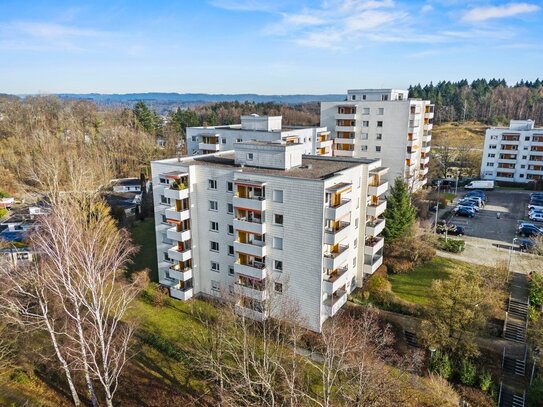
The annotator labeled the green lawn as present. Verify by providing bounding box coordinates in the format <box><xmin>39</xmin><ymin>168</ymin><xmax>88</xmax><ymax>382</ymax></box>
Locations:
<box><xmin>388</xmin><ymin>257</ymin><xmax>471</xmax><ymax>305</ymax></box>
<box><xmin>128</xmin><ymin>218</ymin><xmax>158</xmax><ymax>281</ymax></box>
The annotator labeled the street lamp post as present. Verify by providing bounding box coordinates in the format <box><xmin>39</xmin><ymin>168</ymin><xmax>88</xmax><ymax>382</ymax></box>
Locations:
<box><xmin>455</xmin><ymin>170</ymin><xmax>460</xmax><ymax>196</ymax></box>
<box><xmin>508</xmin><ymin>237</ymin><xmax>519</xmax><ymax>276</ymax></box>
<box><xmin>434</xmin><ymin>181</ymin><xmax>441</xmax><ymax>234</ymax></box>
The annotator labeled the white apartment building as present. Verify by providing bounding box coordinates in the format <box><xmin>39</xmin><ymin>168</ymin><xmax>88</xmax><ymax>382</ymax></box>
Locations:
<box><xmin>481</xmin><ymin>120</ymin><xmax>543</xmax><ymax>184</ymax></box>
<box><xmin>186</xmin><ymin>114</ymin><xmax>333</xmax><ymax>157</ymax></box>
<box><xmin>151</xmin><ymin>141</ymin><xmax>388</xmax><ymax>332</ymax></box>
<box><xmin>320</xmin><ymin>89</ymin><xmax>434</xmax><ymax>191</ymax></box>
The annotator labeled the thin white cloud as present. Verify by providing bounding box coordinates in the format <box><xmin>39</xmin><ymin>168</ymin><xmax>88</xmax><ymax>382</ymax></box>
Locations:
<box><xmin>421</xmin><ymin>4</ymin><xmax>433</xmax><ymax>13</ymax></box>
<box><xmin>462</xmin><ymin>2</ymin><xmax>540</xmax><ymax>23</ymax></box>
<box><xmin>209</xmin><ymin>0</ymin><xmax>279</xmax><ymax>12</ymax></box>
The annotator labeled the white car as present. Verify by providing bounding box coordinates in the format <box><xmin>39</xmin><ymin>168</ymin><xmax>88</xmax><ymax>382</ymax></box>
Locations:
<box><xmin>529</xmin><ymin>212</ymin><xmax>543</xmax><ymax>222</ymax></box>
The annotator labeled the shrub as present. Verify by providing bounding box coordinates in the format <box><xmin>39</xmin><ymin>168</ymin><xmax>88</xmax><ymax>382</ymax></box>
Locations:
<box><xmin>0</xmin><ymin>191</ymin><xmax>9</xmax><ymax>198</ymax></box>
<box><xmin>527</xmin><ymin>378</ymin><xmax>543</xmax><ymax>407</ymax></box>
<box><xmin>385</xmin><ymin>258</ymin><xmax>414</xmax><ymax>274</ymax></box>
<box><xmin>438</xmin><ymin>238</ymin><xmax>465</xmax><ymax>253</ymax></box>
<box><xmin>430</xmin><ymin>351</ymin><xmax>453</xmax><ymax>380</ymax></box>
<box><xmin>0</xmin><ymin>208</ymin><xmax>8</xmax><ymax>219</ymax></box>
<box><xmin>459</xmin><ymin>359</ymin><xmax>477</xmax><ymax>386</ymax></box>
<box><xmin>367</xmin><ymin>275</ymin><xmax>391</xmax><ymax>304</ymax></box>
<box><xmin>479</xmin><ymin>369</ymin><xmax>492</xmax><ymax>392</ymax></box>
<box><xmin>529</xmin><ymin>273</ymin><xmax>543</xmax><ymax>308</ymax></box>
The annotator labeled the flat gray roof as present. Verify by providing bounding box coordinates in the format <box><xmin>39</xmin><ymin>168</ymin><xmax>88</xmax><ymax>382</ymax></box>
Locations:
<box><xmin>156</xmin><ymin>153</ymin><xmax>379</xmax><ymax>180</ymax></box>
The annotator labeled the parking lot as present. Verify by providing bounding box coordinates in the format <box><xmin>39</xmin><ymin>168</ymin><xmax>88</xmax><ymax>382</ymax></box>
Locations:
<box><xmin>446</xmin><ymin>190</ymin><xmax>531</xmax><ymax>244</ymax></box>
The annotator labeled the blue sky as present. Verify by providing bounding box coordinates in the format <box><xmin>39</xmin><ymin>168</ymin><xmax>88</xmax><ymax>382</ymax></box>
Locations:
<box><xmin>0</xmin><ymin>0</ymin><xmax>541</xmax><ymax>94</ymax></box>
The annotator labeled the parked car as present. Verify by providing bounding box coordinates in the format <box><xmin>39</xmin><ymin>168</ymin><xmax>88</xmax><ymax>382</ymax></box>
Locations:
<box><xmin>529</xmin><ymin>204</ymin><xmax>543</xmax><ymax>212</ymax></box>
<box><xmin>455</xmin><ymin>207</ymin><xmax>475</xmax><ymax>218</ymax></box>
<box><xmin>462</xmin><ymin>197</ymin><xmax>484</xmax><ymax>207</ymax></box>
<box><xmin>518</xmin><ymin>224</ymin><xmax>543</xmax><ymax>237</ymax></box>
<box><xmin>457</xmin><ymin>203</ymin><xmax>481</xmax><ymax>212</ymax></box>
<box><xmin>530</xmin><ymin>193</ymin><xmax>543</xmax><ymax>199</ymax></box>
<box><xmin>436</xmin><ymin>224</ymin><xmax>465</xmax><ymax>236</ymax></box>
<box><xmin>429</xmin><ymin>202</ymin><xmax>445</xmax><ymax>212</ymax></box>
<box><xmin>518</xmin><ymin>239</ymin><xmax>535</xmax><ymax>252</ymax></box>
<box><xmin>529</xmin><ymin>212</ymin><xmax>543</xmax><ymax>222</ymax></box>
<box><xmin>465</xmin><ymin>191</ymin><xmax>487</xmax><ymax>202</ymax></box>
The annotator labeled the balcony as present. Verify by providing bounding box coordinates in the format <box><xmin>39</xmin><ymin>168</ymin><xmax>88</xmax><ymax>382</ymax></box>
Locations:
<box><xmin>496</xmin><ymin>167</ymin><xmax>515</xmax><ymax>173</ymax></box>
<box><xmin>366</xmin><ymin>218</ymin><xmax>385</xmax><ymax>236</ymax></box>
<box><xmin>159</xmin><ymin>276</ymin><xmax>179</xmax><ymax>288</ymax></box>
<box><xmin>317</xmin><ymin>139</ymin><xmax>333</xmax><ymax>149</ymax></box>
<box><xmin>323</xmin><ymin>266</ymin><xmax>349</xmax><ymax>295</ymax></box>
<box><xmin>367</xmin><ymin>200</ymin><xmax>386</xmax><ymax>217</ymax></box>
<box><xmin>235</xmin><ymin>304</ymin><xmax>266</xmax><ymax>322</ymax></box>
<box><xmin>406</xmin><ymin>151</ymin><xmax>417</xmax><ymax>160</ymax></box>
<box><xmin>164</xmin><ymin>207</ymin><xmax>190</xmax><ymax>222</ymax></box>
<box><xmin>368</xmin><ymin>180</ymin><xmax>388</xmax><ymax>197</ymax></box>
<box><xmin>235</xmin><ymin>284</ymin><xmax>268</xmax><ymax>301</ymax></box>
<box><xmin>169</xmin><ymin>265</ymin><xmax>192</xmax><ymax>281</ymax></box>
<box><xmin>334</xmin><ymin>149</ymin><xmax>355</xmax><ymax>157</ymax></box>
<box><xmin>335</xmin><ymin>113</ymin><xmax>357</xmax><ymax>120</ymax></box>
<box><xmin>233</xmin><ymin>195</ymin><xmax>266</xmax><ymax>212</ymax></box>
<box><xmin>421</xmin><ymin>145</ymin><xmax>431</xmax><ymax>154</ymax></box>
<box><xmin>324</xmin><ymin>222</ymin><xmax>351</xmax><ymax>245</ymax></box>
<box><xmin>167</xmin><ymin>247</ymin><xmax>192</xmax><ymax>262</ymax></box>
<box><xmin>234</xmin><ymin>240</ymin><xmax>267</xmax><ymax>257</ymax></box>
<box><xmin>234</xmin><ymin>261</ymin><xmax>267</xmax><ymax>280</ymax></box>
<box><xmin>164</xmin><ymin>186</ymin><xmax>189</xmax><ymax>201</ymax></box>
<box><xmin>198</xmin><ymin>142</ymin><xmax>220</xmax><ymax>151</ymax></box>
<box><xmin>364</xmin><ymin>254</ymin><xmax>383</xmax><ymax>275</ymax></box>
<box><xmin>423</xmin><ymin>123</ymin><xmax>433</xmax><ymax>131</ymax></box>
<box><xmin>166</xmin><ymin>226</ymin><xmax>191</xmax><ymax>242</ymax></box>
<box><xmin>323</xmin><ymin>244</ymin><xmax>350</xmax><ymax>270</ymax></box>
<box><xmin>424</xmin><ymin>111</ymin><xmax>434</xmax><ymax>119</ymax></box>
<box><xmin>420</xmin><ymin>166</ymin><xmax>429</xmax><ymax>175</ymax></box>
<box><xmin>336</xmin><ymin>125</ymin><xmax>357</xmax><ymax>132</ymax></box>
<box><xmin>422</xmin><ymin>134</ymin><xmax>432</xmax><ymax>142</ymax></box>
<box><xmin>325</xmin><ymin>199</ymin><xmax>351</xmax><ymax>220</ymax></box>
<box><xmin>323</xmin><ymin>290</ymin><xmax>348</xmax><ymax>316</ymax></box>
<box><xmin>364</xmin><ymin>236</ymin><xmax>384</xmax><ymax>256</ymax></box>
<box><xmin>170</xmin><ymin>286</ymin><xmax>194</xmax><ymax>301</ymax></box>
<box><xmin>420</xmin><ymin>156</ymin><xmax>430</xmax><ymax>165</ymax></box>
<box><xmin>334</xmin><ymin>136</ymin><xmax>356</xmax><ymax>144</ymax></box>
<box><xmin>233</xmin><ymin>217</ymin><xmax>266</xmax><ymax>235</ymax></box>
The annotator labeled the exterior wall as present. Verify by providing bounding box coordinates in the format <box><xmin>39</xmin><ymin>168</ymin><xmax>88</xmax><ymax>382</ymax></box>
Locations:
<box><xmin>480</xmin><ymin>122</ymin><xmax>543</xmax><ymax>183</ymax></box>
<box><xmin>320</xmin><ymin>97</ymin><xmax>432</xmax><ymax>191</ymax></box>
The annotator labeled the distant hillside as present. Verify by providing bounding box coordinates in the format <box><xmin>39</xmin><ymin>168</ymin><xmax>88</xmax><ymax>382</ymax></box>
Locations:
<box><xmin>55</xmin><ymin>92</ymin><xmax>345</xmax><ymax>112</ymax></box>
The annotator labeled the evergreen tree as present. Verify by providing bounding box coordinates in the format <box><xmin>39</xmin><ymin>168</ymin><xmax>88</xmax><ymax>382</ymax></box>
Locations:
<box><xmin>383</xmin><ymin>177</ymin><xmax>416</xmax><ymax>242</ymax></box>
<box><xmin>133</xmin><ymin>101</ymin><xmax>158</xmax><ymax>135</ymax></box>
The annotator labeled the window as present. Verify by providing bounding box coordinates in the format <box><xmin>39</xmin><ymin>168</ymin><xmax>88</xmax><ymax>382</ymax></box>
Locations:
<box><xmin>484</xmin><ymin>171</ymin><xmax>493</xmax><ymax>176</ymax></box>
<box><xmin>273</xmin><ymin>189</ymin><xmax>283</xmax><ymax>203</ymax></box>
<box><xmin>362</xmin><ymin>121</ymin><xmax>369</xmax><ymax>127</ymax></box>
<box><xmin>522</xmin><ymin>156</ymin><xmax>527</xmax><ymax>160</ymax></box>
<box><xmin>161</xmin><ymin>214</ymin><xmax>168</xmax><ymax>224</ymax></box>
<box><xmin>362</xmin><ymin>94</ymin><xmax>366</xmax><ymax>100</ymax></box>
<box><xmin>353</xmin><ymin>257</ymin><xmax>357</xmax><ymax>267</ymax></box>
<box><xmin>489</xmin><ymin>145</ymin><xmax>497</xmax><ymax>149</ymax></box>
<box><xmin>227</xmin><ymin>203</ymin><xmax>233</xmax><ymax>214</ymax></box>
<box><xmin>228</xmin><ymin>266</ymin><xmax>234</xmax><ymax>276</ymax></box>
<box><xmin>361</xmin><ymin>133</ymin><xmax>368</xmax><ymax>140</ymax></box>
<box><xmin>354</xmin><ymin>238</ymin><xmax>357</xmax><ymax>248</ymax></box>
<box><xmin>159</xmin><ymin>177</ymin><xmax>167</xmax><ymax>184</ymax></box>
<box><xmin>362</xmin><ymin>107</ymin><xmax>370</xmax><ymax>114</ymax></box>
<box><xmin>381</xmin><ymin>94</ymin><xmax>388</xmax><ymax>101</ymax></box>
<box><xmin>208</xmin><ymin>179</ymin><xmax>217</xmax><ymax>190</ymax></box>
<box><xmin>192</xmin><ymin>136</ymin><xmax>197</xmax><ymax>142</ymax></box>
<box><xmin>211</xmin><ymin>280</ymin><xmax>220</xmax><ymax>291</ymax></box>
<box><xmin>274</xmin><ymin>260</ymin><xmax>283</xmax><ymax>271</ymax></box>
<box><xmin>487</xmin><ymin>162</ymin><xmax>494</xmax><ymax>167</ymax></box>
<box><xmin>209</xmin><ymin>200</ymin><xmax>218</xmax><ymax>211</ymax></box>
<box><xmin>377</xmin><ymin>108</ymin><xmax>384</xmax><ymax>115</ymax></box>
<box><xmin>355</xmin><ymin>218</ymin><xmax>359</xmax><ymax>229</ymax></box>
<box><xmin>160</xmin><ymin>195</ymin><xmax>170</xmax><ymax>205</ymax></box>
<box><xmin>487</xmin><ymin>153</ymin><xmax>495</xmax><ymax>158</ymax></box>
<box><xmin>236</xmin><ymin>138</ymin><xmax>242</xmax><ymax>142</ymax></box>
<box><xmin>377</xmin><ymin>121</ymin><xmax>383</xmax><ymax>127</ymax></box>
<box><xmin>211</xmin><ymin>261</ymin><xmax>220</xmax><ymax>272</ymax></box>
<box><xmin>524</xmin><ymin>146</ymin><xmax>529</xmax><ymax>150</ymax></box>
<box><xmin>490</xmin><ymin>135</ymin><xmax>498</xmax><ymax>140</ymax></box>
<box><xmin>274</xmin><ymin>282</ymin><xmax>283</xmax><ymax>293</ymax></box>
<box><xmin>351</xmin><ymin>95</ymin><xmax>356</xmax><ymax>100</ymax></box>
<box><xmin>228</xmin><ymin>224</ymin><xmax>234</xmax><ymax>235</ymax></box>
<box><xmin>376</xmin><ymin>146</ymin><xmax>381</xmax><ymax>152</ymax></box>
<box><xmin>520</xmin><ymin>174</ymin><xmax>525</xmax><ymax>178</ymax></box>
<box><xmin>360</xmin><ymin>145</ymin><xmax>368</xmax><ymax>152</ymax></box>
<box><xmin>210</xmin><ymin>241</ymin><xmax>219</xmax><ymax>252</ymax></box>
<box><xmin>273</xmin><ymin>214</ymin><xmax>283</xmax><ymax>225</ymax></box>
<box><xmin>525</xmin><ymin>136</ymin><xmax>531</xmax><ymax>141</ymax></box>
<box><xmin>376</xmin><ymin>133</ymin><xmax>382</xmax><ymax>140</ymax></box>
<box><xmin>521</xmin><ymin>164</ymin><xmax>526</xmax><ymax>169</ymax></box>
<box><xmin>222</xmin><ymin>138</ymin><xmax>226</xmax><ymax>144</ymax></box>
<box><xmin>227</xmin><ymin>181</ymin><xmax>233</xmax><ymax>192</ymax></box>
<box><xmin>273</xmin><ymin>237</ymin><xmax>283</xmax><ymax>250</ymax></box>
<box><xmin>228</xmin><ymin>245</ymin><xmax>234</xmax><ymax>256</ymax></box>
<box><xmin>210</xmin><ymin>221</ymin><xmax>219</xmax><ymax>232</ymax></box>
<box><xmin>163</xmin><ymin>252</ymin><xmax>171</xmax><ymax>262</ymax></box>
<box><xmin>247</xmin><ymin>153</ymin><xmax>254</xmax><ymax>160</ymax></box>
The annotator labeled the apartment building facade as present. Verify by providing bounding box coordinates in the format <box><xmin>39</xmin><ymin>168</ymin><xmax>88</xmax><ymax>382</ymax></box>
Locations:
<box><xmin>186</xmin><ymin>114</ymin><xmax>333</xmax><ymax>157</ymax></box>
<box><xmin>320</xmin><ymin>89</ymin><xmax>434</xmax><ymax>191</ymax></box>
<box><xmin>151</xmin><ymin>141</ymin><xmax>388</xmax><ymax>332</ymax></box>
<box><xmin>481</xmin><ymin>120</ymin><xmax>543</xmax><ymax>183</ymax></box>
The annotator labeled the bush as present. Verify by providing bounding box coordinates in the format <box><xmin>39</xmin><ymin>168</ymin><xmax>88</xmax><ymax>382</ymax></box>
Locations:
<box><xmin>479</xmin><ymin>370</ymin><xmax>492</xmax><ymax>392</ymax></box>
<box><xmin>527</xmin><ymin>378</ymin><xmax>543</xmax><ymax>407</ymax></box>
<box><xmin>430</xmin><ymin>351</ymin><xmax>453</xmax><ymax>380</ymax></box>
<box><xmin>529</xmin><ymin>273</ymin><xmax>543</xmax><ymax>308</ymax></box>
<box><xmin>438</xmin><ymin>238</ymin><xmax>465</xmax><ymax>253</ymax></box>
<box><xmin>0</xmin><ymin>208</ymin><xmax>8</xmax><ymax>219</ymax></box>
<box><xmin>367</xmin><ymin>275</ymin><xmax>391</xmax><ymax>304</ymax></box>
<box><xmin>385</xmin><ymin>258</ymin><xmax>415</xmax><ymax>274</ymax></box>
<box><xmin>459</xmin><ymin>359</ymin><xmax>477</xmax><ymax>386</ymax></box>
<box><xmin>146</xmin><ymin>284</ymin><xmax>170</xmax><ymax>308</ymax></box>
<box><xmin>0</xmin><ymin>191</ymin><xmax>9</xmax><ymax>198</ymax></box>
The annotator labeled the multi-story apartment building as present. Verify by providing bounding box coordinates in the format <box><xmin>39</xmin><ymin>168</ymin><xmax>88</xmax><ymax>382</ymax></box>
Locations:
<box><xmin>320</xmin><ymin>89</ymin><xmax>434</xmax><ymax>191</ymax></box>
<box><xmin>151</xmin><ymin>141</ymin><xmax>388</xmax><ymax>332</ymax></box>
<box><xmin>186</xmin><ymin>114</ymin><xmax>333</xmax><ymax>157</ymax></box>
<box><xmin>481</xmin><ymin>120</ymin><xmax>543</xmax><ymax>183</ymax></box>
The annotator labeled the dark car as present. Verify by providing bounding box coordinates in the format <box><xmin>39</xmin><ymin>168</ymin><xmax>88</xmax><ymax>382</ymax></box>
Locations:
<box><xmin>455</xmin><ymin>207</ymin><xmax>475</xmax><ymax>218</ymax></box>
<box><xmin>518</xmin><ymin>239</ymin><xmax>535</xmax><ymax>252</ymax></box>
<box><xmin>518</xmin><ymin>224</ymin><xmax>543</xmax><ymax>237</ymax></box>
<box><xmin>437</xmin><ymin>224</ymin><xmax>465</xmax><ymax>236</ymax></box>
<box><xmin>465</xmin><ymin>191</ymin><xmax>487</xmax><ymax>201</ymax></box>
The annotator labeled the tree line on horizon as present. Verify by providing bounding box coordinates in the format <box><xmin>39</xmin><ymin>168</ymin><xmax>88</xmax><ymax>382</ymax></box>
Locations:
<box><xmin>408</xmin><ymin>78</ymin><xmax>543</xmax><ymax>125</ymax></box>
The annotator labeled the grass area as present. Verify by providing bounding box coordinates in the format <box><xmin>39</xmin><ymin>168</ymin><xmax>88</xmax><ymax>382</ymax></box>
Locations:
<box><xmin>443</xmin><ymin>192</ymin><xmax>457</xmax><ymax>202</ymax></box>
<box><xmin>388</xmin><ymin>257</ymin><xmax>472</xmax><ymax>305</ymax></box>
<box><xmin>432</xmin><ymin>121</ymin><xmax>487</xmax><ymax>149</ymax></box>
<box><xmin>127</xmin><ymin>218</ymin><xmax>158</xmax><ymax>281</ymax></box>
